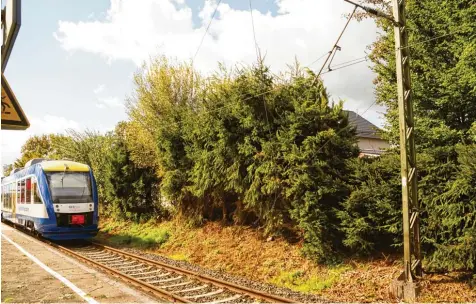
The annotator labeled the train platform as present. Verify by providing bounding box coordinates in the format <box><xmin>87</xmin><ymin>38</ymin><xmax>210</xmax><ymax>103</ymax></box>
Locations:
<box><xmin>1</xmin><ymin>223</ymin><xmax>158</xmax><ymax>303</ymax></box>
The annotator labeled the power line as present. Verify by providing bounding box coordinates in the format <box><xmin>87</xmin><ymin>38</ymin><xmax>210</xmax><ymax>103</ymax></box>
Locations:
<box><xmin>330</xmin><ymin>56</ymin><xmax>368</xmax><ymax>68</ymax></box>
<box><xmin>249</xmin><ymin>0</ymin><xmax>260</xmax><ymax>61</ymax></box>
<box><xmin>398</xmin><ymin>31</ymin><xmax>460</xmax><ymax>50</ymax></box>
<box><xmin>192</xmin><ymin>0</ymin><xmax>223</xmax><ymax>64</ymax></box>
<box><xmin>313</xmin><ymin>5</ymin><xmax>358</xmax><ymax>82</ymax></box>
<box><xmin>200</xmin><ymin>55</ymin><xmax>371</xmax><ymax>116</ymax></box>
<box><xmin>307</xmin><ymin>51</ymin><xmax>332</xmax><ymax>68</ymax></box>
<box><xmin>193</xmin><ymin>6</ymin><xmax>456</xmax><ymax>118</ymax></box>
<box><xmin>248</xmin><ymin>0</ymin><xmax>271</xmax><ymax>139</ymax></box>
<box><xmin>321</xmin><ymin>57</ymin><xmax>368</xmax><ymax>75</ymax></box>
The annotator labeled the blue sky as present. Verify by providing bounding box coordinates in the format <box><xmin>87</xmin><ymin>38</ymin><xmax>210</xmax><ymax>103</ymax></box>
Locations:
<box><xmin>2</xmin><ymin>0</ymin><xmax>383</xmax><ymax>166</ymax></box>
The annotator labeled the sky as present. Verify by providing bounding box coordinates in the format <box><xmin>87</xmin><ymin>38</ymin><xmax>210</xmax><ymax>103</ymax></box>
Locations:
<box><xmin>1</xmin><ymin>0</ymin><xmax>385</xmax><ymax>167</ymax></box>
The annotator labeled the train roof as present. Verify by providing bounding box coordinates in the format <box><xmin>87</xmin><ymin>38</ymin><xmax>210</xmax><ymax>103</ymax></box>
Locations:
<box><xmin>40</xmin><ymin>160</ymin><xmax>90</xmax><ymax>172</ymax></box>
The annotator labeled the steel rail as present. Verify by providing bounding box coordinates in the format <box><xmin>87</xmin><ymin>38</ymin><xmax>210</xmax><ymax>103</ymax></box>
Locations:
<box><xmin>93</xmin><ymin>242</ymin><xmax>295</xmax><ymax>303</ymax></box>
<box><xmin>2</xmin><ymin>221</ymin><xmax>296</xmax><ymax>303</ymax></box>
<box><xmin>47</xmin><ymin>242</ymin><xmax>191</xmax><ymax>303</ymax></box>
<box><xmin>0</xmin><ymin>221</ymin><xmax>189</xmax><ymax>303</ymax></box>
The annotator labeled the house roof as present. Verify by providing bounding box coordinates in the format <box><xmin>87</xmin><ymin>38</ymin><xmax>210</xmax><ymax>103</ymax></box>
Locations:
<box><xmin>345</xmin><ymin>110</ymin><xmax>382</xmax><ymax>139</ymax></box>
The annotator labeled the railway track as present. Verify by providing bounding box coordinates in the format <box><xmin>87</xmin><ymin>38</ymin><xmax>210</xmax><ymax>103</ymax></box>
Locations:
<box><xmin>53</xmin><ymin>242</ymin><xmax>296</xmax><ymax>303</ymax></box>
<box><xmin>4</xmin><ymin>221</ymin><xmax>295</xmax><ymax>303</ymax></box>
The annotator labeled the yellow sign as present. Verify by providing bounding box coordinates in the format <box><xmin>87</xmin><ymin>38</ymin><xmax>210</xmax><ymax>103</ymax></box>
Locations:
<box><xmin>1</xmin><ymin>74</ymin><xmax>29</xmax><ymax>130</ymax></box>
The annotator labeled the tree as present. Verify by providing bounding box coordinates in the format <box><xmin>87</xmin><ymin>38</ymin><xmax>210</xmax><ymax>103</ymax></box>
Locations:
<box><xmin>127</xmin><ymin>56</ymin><xmax>200</xmax><ymax>219</ymax></box>
<box><xmin>3</xmin><ymin>164</ymin><xmax>13</xmax><ymax>176</ymax></box>
<box><xmin>13</xmin><ymin>134</ymin><xmax>67</xmax><ymax>168</ymax></box>
<box><xmin>347</xmin><ymin>0</ymin><xmax>476</xmax><ymax>271</ymax></box>
<box><xmin>104</xmin><ymin>122</ymin><xmax>163</xmax><ymax>221</ymax></box>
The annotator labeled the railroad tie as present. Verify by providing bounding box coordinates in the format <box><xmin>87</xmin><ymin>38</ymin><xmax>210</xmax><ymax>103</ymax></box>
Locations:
<box><xmin>161</xmin><ymin>281</ymin><xmax>194</xmax><ymax>289</ymax></box>
<box><xmin>206</xmin><ymin>294</ymin><xmax>242</xmax><ymax>304</ymax></box>
<box><xmin>147</xmin><ymin>275</ymin><xmax>182</xmax><ymax>284</ymax></box>
<box><xmin>128</xmin><ymin>269</ymin><xmax>160</xmax><ymax>277</ymax></box>
<box><xmin>173</xmin><ymin>285</ymin><xmax>208</xmax><ymax>293</ymax></box>
<box><xmin>107</xmin><ymin>260</ymin><xmax>136</xmax><ymax>267</ymax></box>
<box><xmin>184</xmin><ymin>289</ymin><xmax>224</xmax><ymax>300</ymax></box>
<box><xmin>115</xmin><ymin>264</ymin><xmax>143</xmax><ymax>270</ymax></box>
<box><xmin>94</xmin><ymin>256</ymin><xmax>122</xmax><ymax>262</ymax></box>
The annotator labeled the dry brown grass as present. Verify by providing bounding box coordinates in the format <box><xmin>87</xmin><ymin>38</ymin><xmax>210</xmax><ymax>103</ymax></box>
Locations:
<box><xmin>98</xmin><ymin>219</ymin><xmax>476</xmax><ymax>302</ymax></box>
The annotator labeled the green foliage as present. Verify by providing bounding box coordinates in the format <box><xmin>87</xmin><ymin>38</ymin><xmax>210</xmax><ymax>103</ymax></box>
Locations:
<box><xmin>104</xmin><ymin>122</ymin><xmax>162</xmax><ymax>221</ymax></box>
<box><xmin>12</xmin><ymin>134</ymin><xmax>68</xmax><ymax>168</ymax></box>
<box><xmin>102</xmin><ymin>220</ymin><xmax>171</xmax><ymax>248</ymax></box>
<box><xmin>3</xmin><ymin>164</ymin><xmax>13</xmax><ymax>176</ymax></box>
<box><xmin>351</xmin><ymin>0</ymin><xmax>476</xmax><ymax>271</ymax></box>
<box><xmin>270</xmin><ymin>265</ymin><xmax>351</xmax><ymax>292</ymax></box>
<box><xmin>339</xmin><ymin>154</ymin><xmax>402</xmax><ymax>254</ymax></box>
<box><xmin>125</xmin><ymin>58</ymin><xmax>358</xmax><ymax>261</ymax></box>
<box><xmin>127</xmin><ymin>56</ymin><xmax>198</xmax><ymax>217</ymax></box>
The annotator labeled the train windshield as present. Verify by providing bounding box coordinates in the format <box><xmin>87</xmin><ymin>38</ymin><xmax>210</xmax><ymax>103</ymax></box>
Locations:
<box><xmin>46</xmin><ymin>172</ymin><xmax>93</xmax><ymax>204</ymax></box>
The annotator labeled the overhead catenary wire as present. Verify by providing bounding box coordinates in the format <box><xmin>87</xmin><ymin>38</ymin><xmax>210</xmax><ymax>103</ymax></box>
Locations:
<box><xmin>190</xmin><ymin>0</ymin><xmax>222</xmax><ymax>101</ymax></box>
<box><xmin>198</xmin><ymin>54</ymin><xmax>371</xmax><ymax>117</ymax></box>
<box><xmin>306</xmin><ymin>51</ymin><xmax>333</xmax><ymax>68</ymax></box>
<box><xmin>398</xmin><ymin>30</ymin><xmax>461</xmax><ymax>50</ymax></box>
<box><xmin>249</xmin><ymin>0</ymin><xmax>260</xmax><ymax>61</ymax></box>
<box><xmin>321</xmin><ymin>57</ymin><xmax>369</xmax><ymax>75</ymax></box>
<box><xmin>312</xmin><ymin>5</ymin><xmax>358</xmax><ymax>83</ymax></box>
<box><xmin>192</xmin><ymin>0</ymin><xmax>223</xmax><ymax>64</ymax></box>
<box><xmin>193</xmin><ymin>4</ymin><xmax>456</xmax><ymax>119</ymax></box>
<box><xmin>194</xmin><ymin>5</ymin><xmax>364</xmax><ymax>117</ymax></box>
<box><xmin>248</xmin><ymin>0</ymin><xmax>270</xmax><ymax>132</ymax></box>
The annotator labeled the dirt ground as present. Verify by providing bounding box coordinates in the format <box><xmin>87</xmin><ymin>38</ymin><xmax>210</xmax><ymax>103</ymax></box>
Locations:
<box><xmin>1</xmin><ymin>223</ymin><xmax>158</xmax><ymax>303</ymax></box>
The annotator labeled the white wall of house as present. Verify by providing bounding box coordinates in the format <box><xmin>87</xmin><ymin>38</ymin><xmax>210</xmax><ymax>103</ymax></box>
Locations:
<box><xmin>357</xmin><ymin>137</ymin><xmax>390</xmax><ymax>153</ymax></box>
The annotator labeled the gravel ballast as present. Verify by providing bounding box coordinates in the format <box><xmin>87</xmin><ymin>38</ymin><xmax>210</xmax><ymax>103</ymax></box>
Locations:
<box><xmin>109</xmin><ymin>245</ymin><xmax>327</xmax><ymax>303</ymax></box>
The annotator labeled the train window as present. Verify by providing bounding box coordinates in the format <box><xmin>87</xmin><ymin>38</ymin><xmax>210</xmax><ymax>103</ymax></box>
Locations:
<box><xmin>7</xmin><ymin>184</ymin><xmax>10</xmax><ymax>209</ymax></box>
<box><xmin>46</xmin><ymin>172</ymin><xmax>92</xmax><ymax>204</ymax></box>
<box><xmin>4</xmin><ymin>186</ymin><xmax>7</xmax><ymax>208</ymax></box>
<box><xmin>10</xmin><ymin>183</ymin><xmax>14</xmax><ymax>209</ymax></box>
<box><xmin>20</xmin><ymin>180</ymin><xmax>25</xmax><ymax>203</ymax></box>
<box><xmin>17</xmin><ymin>181</ymin><xmax>21</xmax><ymax>204</ymax></box>
<box><xmin>25</xmin><ymin>178</ymin><xmax>32</xmax><ymax>204</ymax></box>
<box><xmin>32</xmin><ymin>179</ymin><xmax>42</xmax><ymax>204</ymax></box>
<box><xmin>4</xmin><ymin>185</ymin><xmax>7</xmax><ymax>209</ymax></box>
<box><xmin>6</xmin><ymin>186</ymin><xmax>8</xmax><ymax>208</ymax></box>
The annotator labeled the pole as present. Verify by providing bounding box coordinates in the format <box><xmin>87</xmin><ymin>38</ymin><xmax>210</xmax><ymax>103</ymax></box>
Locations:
<box><xmin>342</xmin><ymin>0</ymin><xmax>422</xmax><ymax>300</ymax></box>
<box><xmin>393</xmin><ymin>0</ymin><xmax>421</xmax><ymax>300</ymax></box>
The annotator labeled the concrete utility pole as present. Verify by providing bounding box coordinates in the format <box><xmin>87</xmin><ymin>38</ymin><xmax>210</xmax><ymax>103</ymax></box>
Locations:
<box><xmin>343</xmin><ymin>0</ymin><xmax>421</xmax><ymax>301</ymax></box>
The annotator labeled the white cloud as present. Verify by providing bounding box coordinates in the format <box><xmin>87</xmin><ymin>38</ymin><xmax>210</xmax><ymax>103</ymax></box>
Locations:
<box><xmin>54</xmin><ymin>0</ymin><xmax>381</xmax><ymax>121</ymax></box>
<box><xmin>1</xmin><ymin>115</ymin><xmax>81</xmax><ymax>167</ymax></box>
<box><xmin>54</xmin><ymin>1</ymin><xmax>377</xmax><ymax>72</ymax></box>
<box><xmin>92</xmin><ymin>84</ymin><xmax>124</xmax><ymax>109</ymax></box>
<box><xmin>93</xmin><ymin>84</ymin><xmax>106</xmax><ymax>94</ymax></box>
<box><xmin>96</xmin><ymin>96</ymin><xmax>124</xmax><ymax>109</ymax></box>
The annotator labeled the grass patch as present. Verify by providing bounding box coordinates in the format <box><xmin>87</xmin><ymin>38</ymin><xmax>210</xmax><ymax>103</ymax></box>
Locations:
<box><xmin>169</xmin><ymin>253</ymin><xmax>189</xmax><ymax>261</ymax></box>
<box><xmin>270</xmin><ymin>265</ymin><xmax>351</xmax><ymax>293</ymax></box>
<box><xmin>98</xmin><ymin>219</ymin><xmax>170</xmax><ymax>249</ymax></box>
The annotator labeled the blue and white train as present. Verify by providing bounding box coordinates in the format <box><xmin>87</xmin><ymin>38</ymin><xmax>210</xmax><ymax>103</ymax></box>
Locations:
<box><xmin>1</xmin><ymin>159</ymin><xmax>99</xmax><ymax>240</ymax></box>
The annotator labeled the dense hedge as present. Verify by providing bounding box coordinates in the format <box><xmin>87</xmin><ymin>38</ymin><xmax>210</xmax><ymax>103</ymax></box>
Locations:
<box><xmin>6</xmin><ymin>0</ymin><xmax>475</xmax><ymax>271</ymax></box>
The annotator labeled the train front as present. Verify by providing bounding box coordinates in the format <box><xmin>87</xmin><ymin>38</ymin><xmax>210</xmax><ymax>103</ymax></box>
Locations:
<box><xmin>39</xmin><ymin>160</ymin><xmax>99</xmax><ymax>240</ymax></box>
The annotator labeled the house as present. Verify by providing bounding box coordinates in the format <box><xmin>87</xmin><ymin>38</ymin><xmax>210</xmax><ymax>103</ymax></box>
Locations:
<box><xmin>346</xmin><ymin>110</ymin><xmax>390</xmax><ymax>157</ymax></box>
